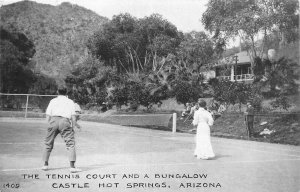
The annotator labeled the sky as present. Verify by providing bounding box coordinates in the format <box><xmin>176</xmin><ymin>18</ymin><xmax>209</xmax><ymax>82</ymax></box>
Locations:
<box><xmin>0</xmin><ymin>0</ymin><xmax>209</xmax><ymax>33</ymax></box>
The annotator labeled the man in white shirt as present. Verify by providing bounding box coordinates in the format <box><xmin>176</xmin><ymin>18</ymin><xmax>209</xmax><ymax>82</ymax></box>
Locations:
<box><xmin>42</xmin><ymin>87</ymin><xmax>81</xmax><ymax>173</ymax></box>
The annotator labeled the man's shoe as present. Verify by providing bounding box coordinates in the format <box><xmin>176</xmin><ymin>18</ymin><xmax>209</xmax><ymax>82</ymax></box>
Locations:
<box><xmin>70</xmin><ymin>168</ymin><xmax>81</xmax><ymax>173</ymax></box>
<box><xmin>41</xmin><ymin>165</ymin><xmax>49</xmax><ymax>171</ymax></box>
<box><xmin>197</xmin><ymin>156</ymin><xmax>209</xmax><ymax>160</ymax></box>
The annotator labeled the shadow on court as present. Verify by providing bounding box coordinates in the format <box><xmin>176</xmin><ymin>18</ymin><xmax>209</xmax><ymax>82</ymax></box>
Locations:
<box><xmin>0</xmin><ymin>118</ymin><xmax>299</xmax><ymax>192</ymax></box>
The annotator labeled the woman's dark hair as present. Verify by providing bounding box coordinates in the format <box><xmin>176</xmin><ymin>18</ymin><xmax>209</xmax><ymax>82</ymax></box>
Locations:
<box><xmin>198</xmin><ymin>100</ymin><xmax>207</xmax><ymax>108</ymax></box>
<box><xmin>57</xmin><ymin>87</ymin><xmax>67</xmax><ymax>95</ymax></box>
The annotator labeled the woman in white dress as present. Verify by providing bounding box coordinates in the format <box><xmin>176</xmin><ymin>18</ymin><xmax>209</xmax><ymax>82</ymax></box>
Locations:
<box><xmin>192</xmin><ymin>100</ymin><xmax>215</xmax><ymax>159</ymax></box>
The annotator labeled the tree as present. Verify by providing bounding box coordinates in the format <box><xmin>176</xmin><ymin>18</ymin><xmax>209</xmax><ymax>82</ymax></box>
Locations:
<box><xmin>208</xmin><ymin>78</ymin><xmax>252</xmax><ymax>111</ymax></box>
<box><xmin>0</xmin><ymin>26</ymin><xmax>36</xmax><ymax>93</ymax></box>
<box><xmin>202</xmin><ymin>0</ymin><xmax>299</xmax><ymax>65</ymax></box>
<box><xmin>172</xmin><ymin>80</ymin><xmax>200</xmax><ymax>105</ymax></box>
<box><xmin>0</xmin><ymin>26</ymin><xmax>58</xmax><ymax>110</ymax></box>
<box><xmin>29</xmin><ymin>74</ymin><xmax>57</xmax><ymax>95</ymax></box>
<box><xmin>138</xmin><ymin>14</ymin><xmax>182</xmax><ymax>56</ymax></box>
<box><xmin>248</xmin><ymin>56</ymin><xmax>298</xmax><ymax>111</ymax></box>
<box><xmin>28</xmin><ymin>74</ymin><xmax>57</xmax><ymax>111</ymax></box>
<box><xmin>177</xmin><ymin>31</ymin><xmax>215</xmax><ymax>71</ymax></box>
<box><xmin>270</xmin><ymin>95</ymin><xmax>291</xmax><ymax>111</ymax></box>
<box><xmin>78</xmin><ymin>13</ymin><xmax>225</xmax><ymax>110</ymax></box>
<box><xmin>65</xmin><ymin>55</ymin><xmax>112</xmax><ymax>106</ymax></box>
<box><xmin>87</xmin><ymin>13</ymin><xmax>182</xmax><ymax>74</ymax></box>
<box><xmin>256</xmin><ymin>57</ymin><xmax>299</xmax><ymax>97</ymax></box>
<box><xmin>110</xmin><ymin>86</ymin><xmax>128</xmax><ymax>110</ymax></box>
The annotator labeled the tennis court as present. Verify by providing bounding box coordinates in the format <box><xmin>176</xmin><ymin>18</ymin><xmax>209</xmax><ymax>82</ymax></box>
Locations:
<box><xmin>0</xmin><ymin>118</ymin><xmax>299</xmax><ymax>192</ymax></box>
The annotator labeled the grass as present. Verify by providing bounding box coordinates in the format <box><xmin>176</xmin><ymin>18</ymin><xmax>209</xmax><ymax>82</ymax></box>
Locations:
<box><xmin>177</xmin><ymin>112</ymin><xmax>300</xmax><ymax>146</ymax></box>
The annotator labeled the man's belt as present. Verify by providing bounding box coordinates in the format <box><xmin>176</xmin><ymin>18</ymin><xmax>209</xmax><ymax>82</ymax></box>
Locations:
<box><xmin>52</xmin><ymin>116</ymin><xmax>70</xmax><ymax>119</ymax></box>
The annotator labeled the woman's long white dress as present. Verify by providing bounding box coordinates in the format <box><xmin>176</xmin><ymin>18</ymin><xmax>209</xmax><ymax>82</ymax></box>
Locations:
<box><xmin>192</xmin><ymin>107</ymin><xmax>215</xmax><ymax>159</ymax></box>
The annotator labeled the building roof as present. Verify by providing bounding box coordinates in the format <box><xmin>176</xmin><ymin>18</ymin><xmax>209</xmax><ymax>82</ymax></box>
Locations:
<box><xmin>217</xmin><ymin>51</ymin><xmax>251</xmax><ymax>66</ymax></box>
<box><xmin>234</xmin><ymin>51</ymin><xmax>251</xmax><ymax>64</ymax></box>
<box><xmin>202</xmin><ymin>51</ymin><xmax>252</xmax><ymax>70</ymax></box>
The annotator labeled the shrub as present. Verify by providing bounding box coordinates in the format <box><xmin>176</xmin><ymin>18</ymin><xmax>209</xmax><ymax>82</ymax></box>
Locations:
<box><xmin>270</xmin><ymin>96</ymin><xmax>291</xmax><ymax>111</ymax></box>
<box><xmin>172</xmin><ymin>80</ymin><xmax>200</xmax><ymax>104</ymax></box>
<box><xmin>110</xmin><ymin>87</ymin><xmax>128</xmax><ymax>110</ymax></box>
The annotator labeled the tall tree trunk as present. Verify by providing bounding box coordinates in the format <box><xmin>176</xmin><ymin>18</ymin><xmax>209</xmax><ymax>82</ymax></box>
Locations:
<box><xmin>279</xmin><ymin>31</ymin><xmax>287</xmax><ymax>49</ymax></box>
<box><xmin>249</xmin><ymin>36</ymin><xmax>257</xmax><ymax>70</ymax></box>
<box><xmin>260</xmin><ymin>27</ymin><xmax>268</xmax><ymax>58</ymax></box>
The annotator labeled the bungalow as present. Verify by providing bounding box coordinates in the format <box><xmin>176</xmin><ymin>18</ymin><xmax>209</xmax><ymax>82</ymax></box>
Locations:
<box><xmin>202</xmin><ymin>51</ymin><xmax>254</xmax><ymax>82</ymax></box>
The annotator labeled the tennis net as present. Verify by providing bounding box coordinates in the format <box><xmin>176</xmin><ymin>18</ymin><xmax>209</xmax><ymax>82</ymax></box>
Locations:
<box><xmin>0</xmin><ymin>94</ymin><xmax>177</xmax><ymax>132</ymax></box>
<box><xmin>80</xmin><ymin>113</ymin><xmax>176</xmax><ymax>131</ymax></box>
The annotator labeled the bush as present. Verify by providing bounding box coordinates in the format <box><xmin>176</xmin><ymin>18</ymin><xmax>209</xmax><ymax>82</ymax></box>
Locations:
<box><xmin>208</xmin><ymin>79</ymin><xmax>252</xmax><ymax>109</ymax></box>
<box><xmin>110</xmin><ymin>87</ymin><xmax>128</xmax><ymax>110</ymax></box>
<box><xmin>172</xmin><ymin>80</ymin><xmax>200</xmax><ymax>104</ymax></box>
<box><xmin>252</xmin><ymin>56</ymin><xmax>299</xmax><ymax>111</ymax></box>
<box><xmin>270</xmin><ymin>96</ymin><xmax>291</xmax><ymax>111</ymax></box>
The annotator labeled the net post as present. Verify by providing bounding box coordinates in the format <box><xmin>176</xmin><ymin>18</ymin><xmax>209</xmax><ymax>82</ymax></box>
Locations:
<box><xmin>25</xmin><ymin>94</ymin><xmax>29</xmax><ymax>118</ymax></box>
<box><xmin>172</xmin><ymin>113</ymin><xmax>177</xmax><ymax>133</ymax></box>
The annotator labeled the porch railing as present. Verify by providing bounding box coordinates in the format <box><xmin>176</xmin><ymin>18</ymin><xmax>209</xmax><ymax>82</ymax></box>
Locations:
<box><xmin>234</xmin><ymin>74</ymin><xmax>253</xmax><ymax>81</ymax></box>
<box><xmin>217</xmin><ymin>76</ymin><xmax>231</xmax><ymax>81</ymax></box>
<box><xmin>216</xmin><ymin>74</ymin><xmax>253</xmax><ymax>81</ymax></box>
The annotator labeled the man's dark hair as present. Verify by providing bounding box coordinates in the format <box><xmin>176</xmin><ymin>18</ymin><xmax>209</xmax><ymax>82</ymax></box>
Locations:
<box><xmin>57</xmin><ymin>87</ymin><xmax>67</xmax><ymax>95</ymax></box>
<box><xmin>198</xmin><ymin>100</ymin><xmax>207</xmax><ymax>108</ymax></box>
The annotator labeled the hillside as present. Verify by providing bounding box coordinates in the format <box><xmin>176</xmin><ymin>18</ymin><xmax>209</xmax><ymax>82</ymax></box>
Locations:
<box><xmin>0</xmin><ymin>1</ymin><xmax>108</xmax><ymax>84</ymax></box>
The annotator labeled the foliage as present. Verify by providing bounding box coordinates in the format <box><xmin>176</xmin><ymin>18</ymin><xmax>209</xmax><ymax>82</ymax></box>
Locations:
<box><xmin>0</xmin><ymin>1</ymin><xmax>108</xmax><ymax>84</ymax></box>
<box><xmin>110</xmin><ymin>87</ymin><xmax>128</xmax><ymax>110</ymax></box>
<box><xmin>172</xmin><ymin>80</ymin><xmax>200</xmax><ymax>105</ymax></box>
<box><xmin>177</xmin><ymin>31</ymin><xmax>215</xmax><ymax>71</ymax></box>
<box><xmin>249</xmin><ymin>93</ymin><xmax>263</xmax><ymax>112</ymax></box>
<box><xmin>256</xmin><ymin>57</ymin><xmax>299</xmax><ymax>98</ymax></box>
<box><xmin>208</xmin><ymin>78</ymin><xmax>252</xmax><ymax>110</ymax></box>
<box><xmin>65</xmin><ymin>55</ymin><xmax>169</xmax><ymax>110</ymax></box>
<box><xmin>0</xmin><ymin>26</ymin><xmax>58</xmax><ymax>111</ymax></box>
<box><xmin>109</xmin><ymin>72</ymin><xmax>169</xmax><ymax>110</ymax></box>
<box><xmin>65</xmin><ymin>55</ymin><xmax>113</xmax><ymax>107</ymax></box>
<box><xmin>27</xmin><ymin>74</ymin><xmax>58</xmax><ymax>111</ymax></box>
<box><xmin>270</xmin><ymin>95</ymin><xmax>291</xmax><ymax>111</ymax></box>
<box><xmin>210</xmin><ymin>57</ymin><xmax>299</xmax><ymax>112</ymax></box>
<box><xmin>125</xmin><ymin>80</ymin><xmax>156</xmax><ymax>110</ymax></box>
<box><xmin>0</xmin><ymin>26</ymin><xmax>36</xmax><ymax>93</ymax></box>
<box><xmin>29</xmin><ymin>74</ymin><xmax>57</xmax><ymax>95</ymax></box>
<box><xmin>139</xmin><ymin>14</ymin><xmax>182</xmax><ymax>57</ymax></box>
<box><xmin>66</xmin><ymin>51</ymin><xmax>207</xmax><ymax>110</ymax></box>
<box><xmin>250</xmin><ymin>56</ymin><xmax>298</xmax><ymax>111</ymax></box>
<box><xmin>81</xmin><ymin>14</ymin><xmax>217</xmax><ymax>110</ymax></box>
<box><xmin>203</xmin><ymin>0</ymin><xmax>299</xmax><ymax>113</ymax></box>
<box><xmin>252</xmin><ymin>57</ymin><xmax>265</xmax><ymax>78</ymax></box>
<box><xmin>87</xmin><ymin>13</ymin><xmax>182</xmax><ymax>73</ymax></box>
<box><xmin>202</xmin><ymin>0</ymin><xmax>299</xmax><ymax>63</ymax></box>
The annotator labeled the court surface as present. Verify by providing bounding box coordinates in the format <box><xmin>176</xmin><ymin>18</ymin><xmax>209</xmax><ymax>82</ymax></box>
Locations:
<box><xmin>0</xmin><ymin>118</ymin><xmax>299</xmax><ymax>192</ymax></box>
